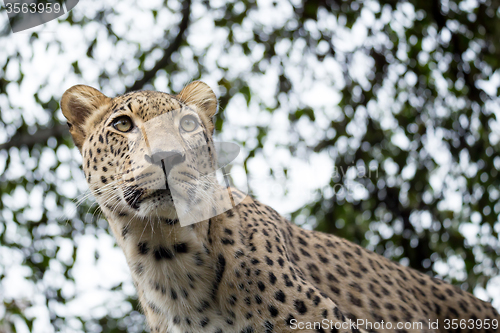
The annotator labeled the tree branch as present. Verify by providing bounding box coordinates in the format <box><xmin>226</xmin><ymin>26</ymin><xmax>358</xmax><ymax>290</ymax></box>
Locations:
<box><xmin>127</xmin><ymin>0</ymin><xmax>192</xmax><ymax>93</ymax></box>
<box><xmin>0</xmin><ymin>124</ymin><xmax>68</xmax><ymax>151</ymax></box>
<box><xmin>0</xmin><ymin>0</ymin><xmax>192</xmax><ymax>151</ymax></box>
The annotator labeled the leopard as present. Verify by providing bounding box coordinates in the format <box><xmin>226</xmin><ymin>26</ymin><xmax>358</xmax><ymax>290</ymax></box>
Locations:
<box><xmin>61</xmin><ymin>81</ymin><xmax>500</xmax><ymax>333</ymax></box>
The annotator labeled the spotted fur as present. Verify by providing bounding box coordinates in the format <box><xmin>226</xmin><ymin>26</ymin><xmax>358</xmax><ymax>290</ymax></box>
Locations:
<box><xmin>61</xmin><ymin>81</ymin><xmax>499</xmax><ymax>333</ymax></box>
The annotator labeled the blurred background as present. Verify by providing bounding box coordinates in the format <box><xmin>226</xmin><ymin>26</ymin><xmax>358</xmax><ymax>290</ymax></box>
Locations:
<box><xmin>1</xmin><ymin>0</ymin><xmax>500</xmax><ymax>332</ymax></box>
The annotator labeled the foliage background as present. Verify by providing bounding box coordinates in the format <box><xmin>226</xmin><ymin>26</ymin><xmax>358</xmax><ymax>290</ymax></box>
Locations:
<box><xmin>0</xmin><ymin>0</ymin><xmax>499</xmax><ymax>332</ymax></box>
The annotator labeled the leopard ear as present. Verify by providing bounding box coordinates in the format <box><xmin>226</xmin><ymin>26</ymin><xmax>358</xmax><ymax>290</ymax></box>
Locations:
<box><xmin>61</xmin><ymin>85</ymin><xmax>110</xmax><ymax>150</ymax></box>
<box><xmin>177</xmin><ymin>81</ymin><xmax>217</xmax><ymax>118</ymax></box>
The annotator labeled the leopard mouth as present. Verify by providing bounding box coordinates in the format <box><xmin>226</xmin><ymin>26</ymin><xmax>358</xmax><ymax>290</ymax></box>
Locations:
<box><xmin>123</xmin><ymin>185</ymin><xmax>174</xmax><ymax>210</ymax></box>
<box><xmin>123</xmin><ymin>185</ymin><xmax>145</xmax><ymax>209</ymax></box>
<box><xmin>143</xmin><ymin>189</ymin><xmax>173</xmax><ymax>202</ymax></box>
<box><xmin>123</xmin><ymin>163</ymin><xmax>173</xmax><ymax>210</ymax></box>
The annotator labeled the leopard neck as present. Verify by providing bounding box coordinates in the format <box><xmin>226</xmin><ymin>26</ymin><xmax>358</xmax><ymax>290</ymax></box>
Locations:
<box><xmin>103</xmin><ymin>210</ymin><xmax>237</xmax><ymax>329</ymax></box>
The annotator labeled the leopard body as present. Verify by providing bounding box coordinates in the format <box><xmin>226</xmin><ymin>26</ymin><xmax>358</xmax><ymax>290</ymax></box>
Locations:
<box><xmin>61</xmin><ymin>82</ymin><xmax>500</xmax><ymax>333</ymax></box>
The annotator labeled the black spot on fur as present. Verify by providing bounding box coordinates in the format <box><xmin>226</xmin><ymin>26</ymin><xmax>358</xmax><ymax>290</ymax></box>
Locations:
<box><xmin>265</xmin><ymin>256</ymin><xmax>274</xmax><ymax>266</ymax></box>
<box><xmin>294</xmin><ymin>300</ymin><xmax>307</xmax><ymax>314</ymax></box>
<box><xmin>200</xmin><ymin>317</ymin><xmax>209</xmax><ymax>327</ymax></box>
<box><xmin>154</xmin><ymin>246</ymin><xmax>173</xmax><ymax>260</ymax></box>
<box><xmin>222</xmin><ymin>238</ymin><xmax>235</xmax><ymax>245</ymax></box>
<box><xmin>173</xmin><ymin>243</ymin><xmax>188</xmax><ymax>253</ymax></box>
<box><xmin>171</xmin><ymin>288</ymin><xmax>178</xmax><ymax>300</ymax></box>
<box><xmin>138</xmin><ymin>242</ymin><xmax>149</xmax><ymax>255</ymax></box>
<box><xmin>275</xmin><ymin>290</ymin><xmax>286</xmax><ymax>303</ymax></box>
<box><xmin>269</xmin><ymin>272</ymin><xmax>277</xmax><ymax>285</ymax></box>
<box><xmin>268</xmin><ymin>305</ymin><xmax>279</xmax><ymax>317</ymax></box>
<box><xmin>212</xmin><ymin>254</ymin><xmax>226</xmax><ymax>299</ymax></box>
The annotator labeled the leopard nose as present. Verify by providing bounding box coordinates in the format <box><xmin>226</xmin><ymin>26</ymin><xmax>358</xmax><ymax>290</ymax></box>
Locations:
<box><xmin>145</xmin><ymin>150</ymin><xmax>185</xmax><ymax>169</ymax></box>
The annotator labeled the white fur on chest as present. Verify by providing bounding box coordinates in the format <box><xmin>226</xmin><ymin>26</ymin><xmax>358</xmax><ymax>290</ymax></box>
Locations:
<box><xmin>110</xmin><ymin>217</ymin><xmax>226</xmax><ymax>330</ymax></box>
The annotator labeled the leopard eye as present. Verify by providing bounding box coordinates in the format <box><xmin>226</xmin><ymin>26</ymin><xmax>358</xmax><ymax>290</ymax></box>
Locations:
<box><xmin>112</xmin><ymin>116</ymin><xmax>133</xmax><ymax>132</ymax></box>
<box><xmin>180</xmin><ymin>115</ymin><xmax>198</xmax><ymax>132</ymax></box>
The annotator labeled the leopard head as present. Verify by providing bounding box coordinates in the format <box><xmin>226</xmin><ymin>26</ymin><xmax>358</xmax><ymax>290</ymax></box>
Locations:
<box><xmin>61</xmin><ymin>82</ymin><xmax>223</xmax><ymax>223</ymax></box>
